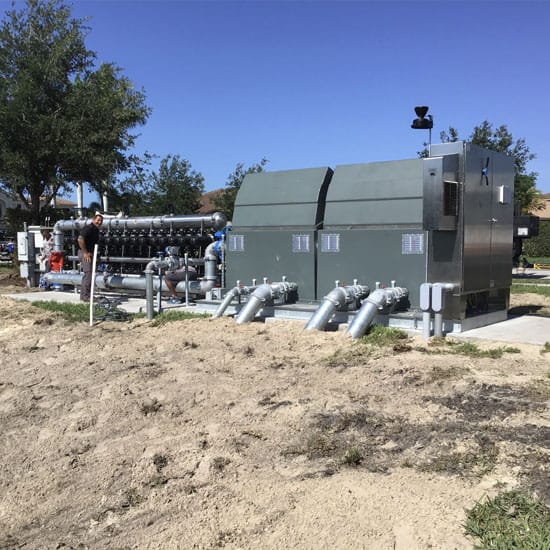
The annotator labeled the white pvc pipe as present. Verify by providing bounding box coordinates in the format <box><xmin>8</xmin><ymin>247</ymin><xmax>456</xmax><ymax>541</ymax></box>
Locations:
<box><xmin>89</xmin><ymin>244</ymin><xmax>98</xmax><ymax>327</ymax></box>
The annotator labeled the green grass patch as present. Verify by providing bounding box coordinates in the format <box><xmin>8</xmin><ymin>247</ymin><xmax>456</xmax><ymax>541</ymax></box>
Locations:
<box><xmin>149</xmin><ymin>309</ymin><xmax>209</xmax><ymax>327</ymax></box>
<box><xmin>525</xmin><ymin>256</ymin><xmax>550</xmax><ymax>265</ymax></box>
<box><xmin>464</xmin><ymin>491</ymin><xmax>550</xmax><ymax>549</ymax></box>
<box><xmin>341</xmin><ymin>446</ymin><xmax>363</xmax><ymax>466</ymax></box>
<box><xmin>26</xmin><ymin>303</ymin><xmax>210</xmax><ymax>327</ymax></box>
<box><xmin>511</xmin><ymin>282</ymin><xmax>550</xmax><ymax>297</ymax></box>
<box><xmin>30</xmin><ymin>300</ymin><xmax>141</xmax><ymax>323</ymax></box>
<box><xmin>360</xmin><ymin>325</ymin><xmax>409</xmax><ymax>347</ymax></box>
<box><xmin>31</xmin><ymin>300</ymin><xmax>94</xmax><ymax>323</ymax></box>
<box><xmin>427</xmin><ymin>339</ymin><xmax>521</xmax><ymax>359</ymax></box>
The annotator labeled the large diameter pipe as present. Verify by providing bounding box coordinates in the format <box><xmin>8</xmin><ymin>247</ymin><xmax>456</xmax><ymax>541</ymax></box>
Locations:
<box><xmin>305</xmin><ymin>284</ymin><xmax>370</xmax><ymax>331</ymax></box>
<box><xmin>66</xmin><ymin>255</ymin><xmax>206</xmax><ymax>266</ymax></box>
<box><xmin>213</xmin><ymin>287</ymin><xmax>241</xmax><ymax>318</ymax></box>
<box><xmin>213</xmin><ymin>284</ymin><xmax>257</xmax><ymax>318</ymax></box>
<box><xmin>234</xmin><ymin>281</ymin><xmax>298</xmax><ymax>324</ymax></box>
<box><xmin>53</xmin><ymin>212</ymin><xmax>227</xmax><ymax>252</ymax></box>
<box><xmin>44</xmin><ymin>272</ymin><xmax>172</xmax><ymax>292</ymax></box>
<box><xmin>346</xmin><ymin>286</ymin><xmax>408</xmax><ymax>339</ymax></box>
<box><xmin>234</xmin><ymin>293</ymin><xmax>265</xmax><ymax>325</ymax></box>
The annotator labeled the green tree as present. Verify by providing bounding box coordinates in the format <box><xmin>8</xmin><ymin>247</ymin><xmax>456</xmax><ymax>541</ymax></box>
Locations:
<box><xmin>212</xmin><ymin>158</ymin><xmax>268</xmax><ymax>219</ymax></box>
<box><xmin>110</xmin><ymin>155</ymin><xmax>204</xmax><ymax>216</ymax></box>
<box><xmin>438</xmin><ymin>121</ymin><xmax>543</xmax><ymax>213</ymax></box>
<box><xmin>0</xmin><ymin>0</ymin><xmax>150</xmax><ymax>226</ymax></box>
<box><xmin>96</xmin><ymin>152</ymin><xmax>153</xmax><ymax>216</ymax></box>
<box><xmin>146</xmin><ymin>155</ymin><xmax>204</xmax><ymax>215</ymax></box>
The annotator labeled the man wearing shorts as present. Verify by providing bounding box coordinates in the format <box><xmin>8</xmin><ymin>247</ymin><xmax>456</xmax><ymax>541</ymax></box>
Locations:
<box><xmin>165</xmin><ymin>265</ymin><xmax>197</xmax><ymax>304</ymax></box>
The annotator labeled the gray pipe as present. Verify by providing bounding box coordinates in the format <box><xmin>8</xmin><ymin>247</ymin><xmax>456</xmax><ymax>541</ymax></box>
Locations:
<box><xmin>213</xmin><ymin>284</ymin><xmax>257</xmax><ymax>318</ymax></box>
<box><xmin>346</xmin><ymin>286</ymin><xmax>408</xmax><ymax>339</ymax></box>
<box><xmin>422</xmin><ymin>311</ymin><xmax>432</xmax><ymax>340</ymax></box>
<box><xmin>432</xmin><ymin>282</ymin><xmax>456</xmax><ymax>338</ymax></box>
<box><xmin>66</xmin><ymin>255</ymin><xmax>205</xmax><ymax>266</ymax></box>
<box><xmin>173</xmin><ymin>241</ymin><xmax>223</xmax><ymax>296</ymax></box>
<box><xmin>53</xmin><ymin>212</ymin><xmax>227</xmax><ymax>252</ymax></box>
<box><xmin>44</xmin><ymin>272</ymin><xmax>160</xmax><ymax>290</ymax></box>
<box><xmin>234</xmin><ymin>281</ymin><xmax>298</xmax><ymax>324</ymax></box>
<box><xmin>145</xmin><ymin>258</ymin><xmax>177</xmax><ymax>320</ymax></box>
<box><xmin>305</xmin><ymin>284</ymin><xmax>370</xmax><ymax>331</ymax></box>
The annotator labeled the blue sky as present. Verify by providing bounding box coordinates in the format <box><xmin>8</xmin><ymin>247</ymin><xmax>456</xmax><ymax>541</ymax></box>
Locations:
<box><xmin>5</xmin><ymin>0</ymin><xmax>550</xmax><ymax>205</ymax></box>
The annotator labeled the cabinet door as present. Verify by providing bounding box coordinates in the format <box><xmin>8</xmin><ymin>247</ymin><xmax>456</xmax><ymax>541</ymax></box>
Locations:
<box><xmin>462</xmin><ymin>146</ymin><xmax>493</xmax><ymax>291</ymax></box>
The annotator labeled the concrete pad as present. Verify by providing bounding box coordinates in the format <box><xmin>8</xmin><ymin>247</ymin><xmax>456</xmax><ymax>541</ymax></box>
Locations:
<box><xmin>453</xmin><ymin>315</ymin><xmax>550</xmax><ymax>346</ymax></box>
<box><xmin>1</xmin><ymin>290</ymin><xmax>198</xmax><ymax>315</ymax></box>
<box><xmin>3</xmin><ymin>289</ymin><xmax>549</xmax><ymax>346</ymax></box>
<box><xmin>2</xmin><ymin>290</ymin><xmax>144</xmax><ymax>313</ymax></box>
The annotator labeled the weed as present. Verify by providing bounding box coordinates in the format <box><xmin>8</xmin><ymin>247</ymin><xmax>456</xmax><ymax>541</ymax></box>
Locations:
<box><xmin>211</xmin><ymin>456</ymin><xmax>230</xmax><ymax>471</ymax></box>
<box><xmin>360</xmin><ymin>325</ymin><xmax>409</xmax><ymax>348</ymax></box>
<box><xmin>152</xmin><ymin>453</ymin><xmax>168</xmax><ymax>472</ymax></box>
<box><xmin>433</xmin><ymin>340</ymin><xmax>521</xmax><ymax>359</ymax></box>
<box><xmin>541</xmin><ymin>342</ymin><xmax>550</xmax><ymax>355</ymax></box>
<box><xmin>464</xmin><ymin>491</ymin><xmax>550</xmax><ymax>549</ymax></box>
<box><xmin>322</xmin><ymin>347</ymin><xmax>371</xmax><ymax>368</ymax></box>
<box><xmin>425</xmin><ymin>365</ymin><xmax>471</xmax><ymax>383</ymax></box>
<box><xmin>418</xmin><ymin>437</ymin><xmax>498</xmax><ymax>478</ymax></box>
<box><xmin>342</xmin><ymin>446</ymin><xmax>363</xmax><ymax>466</ymax></box>
<box><xmin>121</xmin><ymin>488</ymin><xmax>143</xmax><ymax>508</ymax></box>
<box><xmin>148</xmin><ymin>474</ymin><xmax>168</xmax><ymax>487</ymax></box>
<box><xmin>302</xmin><ymin>433</ymin><xmax>338</xmax><ymax>459</ymax></box>
<box><xmin>140</xmin><ymin>398</ymin><xmax>162</xmax><ymax>415</ymax></box>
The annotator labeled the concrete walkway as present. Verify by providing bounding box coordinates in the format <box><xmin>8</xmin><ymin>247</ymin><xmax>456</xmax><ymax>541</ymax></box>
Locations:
<box><xmin>452</xmin><ymin>315</ymin><xmax>550</xmax><ymax>346</ymax></box>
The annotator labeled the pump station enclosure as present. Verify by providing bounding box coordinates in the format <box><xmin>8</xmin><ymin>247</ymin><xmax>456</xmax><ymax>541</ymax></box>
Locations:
<box><xmin>227</xmin><ymin>142</ymin><xmax>514</xmax><ymax>323</ymax></box>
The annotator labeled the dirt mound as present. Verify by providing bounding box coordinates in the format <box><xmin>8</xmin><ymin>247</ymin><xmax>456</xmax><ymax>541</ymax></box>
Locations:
<box><xmin>0</xmin><ymin>295</ymin><xmax>549</xmax><ymax>549</ymax></box>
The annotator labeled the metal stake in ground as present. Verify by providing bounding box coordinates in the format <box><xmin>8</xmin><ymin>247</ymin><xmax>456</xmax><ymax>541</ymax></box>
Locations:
<box><xmin>89</xmin><ymin>243</ymin><xmax>99</xmax><ymax>327</ymax></box>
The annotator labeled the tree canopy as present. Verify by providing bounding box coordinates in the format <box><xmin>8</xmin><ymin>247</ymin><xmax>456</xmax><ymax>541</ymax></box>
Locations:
<box><xmin>437</xmin><ymin>121</ymin><xmax>543</xmax><ymax>213</ymax></box>
<box><xmin>106</xmin><ymin>155</ymin><xmax>204</xmax><ymax>216</ymax></box>
<box><xmin>212</xmin><ymin>159</ymin><xmax>268</xmax><ymax>220</ymax></box>
<box><xmin>0</xmin><ymin>0</ymin><xmax>150</xmax><ymax>225</ymax></box>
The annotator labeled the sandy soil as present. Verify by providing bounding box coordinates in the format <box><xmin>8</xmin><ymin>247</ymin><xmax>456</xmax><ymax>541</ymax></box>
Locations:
<box><xmin>0</xmin><ymin>279</ymin><xmax>549</xmax><ymax>549</ymax></box>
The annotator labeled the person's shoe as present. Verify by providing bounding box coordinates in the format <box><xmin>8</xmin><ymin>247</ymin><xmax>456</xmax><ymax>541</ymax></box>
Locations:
<box><xmin>167</xmin><ymin>296</ymin><xmax>182</xmax><ymax>304</ymax></box>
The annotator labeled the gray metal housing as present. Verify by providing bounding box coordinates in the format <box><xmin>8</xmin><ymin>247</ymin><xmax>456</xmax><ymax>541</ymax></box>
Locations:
<box><xmin>226</xmin><ymin>167</ymin><xmax>332</xmax><ymax>301</ymax></box>
<box><xmin>318</xmin><ymin>142</ymin><xmax>514</xmax><ymax>319</ymax></box>
<box><xmin>225</xmin><ymin>141</ymin><xmax>514</xmax><ymax>322</ymax></box>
